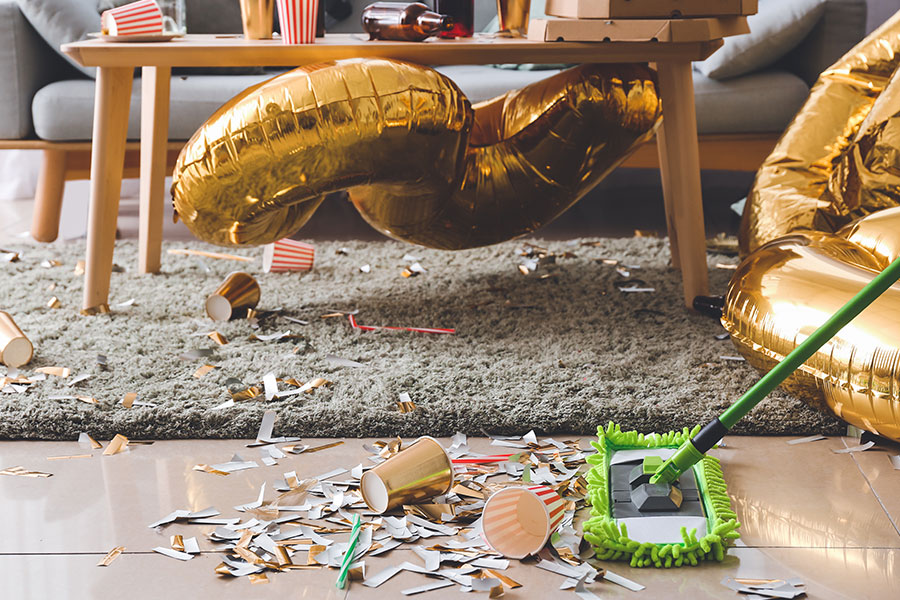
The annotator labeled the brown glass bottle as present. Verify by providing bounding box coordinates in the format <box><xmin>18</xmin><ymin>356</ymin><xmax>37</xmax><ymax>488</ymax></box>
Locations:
<box><xmin>361</xmin><ymin>2</ymin><xmax>454</xmax><ymax>42</ymax></box>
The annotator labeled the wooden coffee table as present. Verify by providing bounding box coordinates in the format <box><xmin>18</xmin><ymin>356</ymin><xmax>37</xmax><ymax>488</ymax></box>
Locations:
<box><xmin>62</xmin><ymin>31</ymin><xmax>734</xmax><ymax>311</ymax></box>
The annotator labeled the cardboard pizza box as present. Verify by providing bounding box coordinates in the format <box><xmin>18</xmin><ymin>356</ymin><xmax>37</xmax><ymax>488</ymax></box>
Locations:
<box><xmin>544</xmin><ymin>0</ymin><xmax>757</xmax><ymax>20</ymax></box>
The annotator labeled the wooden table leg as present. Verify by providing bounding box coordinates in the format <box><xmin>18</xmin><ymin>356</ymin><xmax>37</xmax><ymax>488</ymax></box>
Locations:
<box><xmin>655</xmin><ymin>60</ymin><xmax>709</xmax><ymax>308</ymax></box>
<box><xmin>82</xmin><ymin>66</ymin><xmax>134</xmax><ymax>312</ymax></box>
<box><xmin>655</xmin><ymin>126</ymin><xmax>680</xmax><ymax>271</ymax></box>
<box><xmin>138</xmin><ymin>66</ymin><xmax>171</xmax><ymax>274</ymax></box>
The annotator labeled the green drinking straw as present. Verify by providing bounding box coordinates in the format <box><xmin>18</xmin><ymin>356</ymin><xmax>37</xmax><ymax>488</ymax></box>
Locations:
<box><xmin>336</xmin><ymin>514</ymin><xmax>363</xmax><ymax>589</ymax></box>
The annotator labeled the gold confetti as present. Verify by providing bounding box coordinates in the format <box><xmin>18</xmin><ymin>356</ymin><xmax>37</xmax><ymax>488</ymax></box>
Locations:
<box><xmin>397</xmin><ymin>400</ymin><xmax>417</xmax><ymax>413</ymax></box>
<box><xmin>41</xmin><ymin>259</ymin><xmax>62</xmax><ymax>268</ymax></box>
<box><xmin>103</xmin><ymin>434</ymin><xmax>129</xmax><ymax>456</ymax></box>
<box><xmin>46</xmin><ymin>282</ymin><xmax>56</xmax><ymax>292</ymax></box>
<box><xmin>274</xmin><ymin>546</ymin><xmax>292</xmax><ymax>567</ymax></box>
<box><xmin>193</xmin><ymin>364</ymin><xmax>217</xmax><ymax>378</ymax></box>
<box><xmin>46</xmin><ymin>296</ymin><xmax>61</xmax><ymax>309</ymax></box>
<box><xmin>122</xmin><ymin>392</ymin><xmax>137</xmax><ymax>408</ymax></box>
<box><xmin>488</xmin><ymin>570</ymin><xmax>521</xmax><ymax>589</ymax></box>
<box><xmin>80</xmin><ymin>304</ymin><xmax>110</xmax><ymax>316</ymax></box>
<box><xmin>36</xmin><ymin>366</ymin><xmax>70</xmax><ymax>378</ymax></box>
<box><xmin>76</xmin><ymin>396</ymin><xmax>98</xmax><ymax>405</ymax></box>
<box><xmin>73</xmin><ymin>260</ymin><xmax>85</xmax><ymax>275</ymax></box>
<box><xmin>167</xmin><ymin>248</ymin><xmax>254</xmax><ymax>262</ymax></box>
<box><xmin>97</xmin><ymin>546</ymin><xmax>125</xmax><ymax>566</ymax></box>
<box><xmin>207</xmin><ymin>331</ymin><xmax>228</xmax><ymax>345</ymax></box>
<box><xmin>320</xmin><ymin>312</ymin><xmax>346</xmax><ymax>319</ymax></box>
<box><xmin>192</xmin><ymin>464</ymin><xmax>229</xmax><ymax>476</ymax></box>
<box><xmin>171</xmin><ymin>535</ymin><xmax>184</xmax><ymax>552</ymax></box>
<box><xmin>47</xmin><ymin>454</ymin><xmax>92</xmax><ymax>461</ymax></box>
<box><xmin>304</xmin><ymin>441</ymin><xmax>344</xmax><ymax>453</ymax></box>
<box><xmin>249</xmin><ymin>573</ymin><xmax>269</xmax><ymax>584</ymax></box>
<box><xmin>0</xmin><ymin>466</ymin><xmax>52</xmax><ymax>477</ymax></box>
<box><xmin>307</xmin><ymin>545</ymin><xmax>327</xmax><ymax>565</ymax></box>
<box><xmin>489</xmin><ymin>584</ymin><xmax>505</xmax><ymax>598</ymax></box>
<box><xmin>231</xmin><ymin>386</ymin><xmax>261</xmax><ymax>401</ymax></box>
<box><xmin>0</xmin><ymin>249</ymin><xmax>20</xmax><ymax>262</ymax></box>
<box><xmin>80</xmin><ymin>433</ymin><xmax>102</xmax><ymax>449</ymax></box>
<box><xmin>517</xmin><ymin>264</ymin><xmax>529</xmax><ymax>275</ymax></box>
<box><xmin>633</xmin><ymin>229</ymin><xmax>657</xmax><ymax>238</ymax></box>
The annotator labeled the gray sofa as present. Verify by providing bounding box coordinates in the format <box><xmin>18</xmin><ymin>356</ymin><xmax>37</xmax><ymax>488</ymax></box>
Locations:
<box><xmin>0</xmin><ymin>0</ymin><xmax>869</xmax><ymax>241</ymax></box>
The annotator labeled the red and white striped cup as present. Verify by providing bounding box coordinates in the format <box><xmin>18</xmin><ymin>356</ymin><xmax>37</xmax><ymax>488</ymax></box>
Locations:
<box><xmin>482</xmin><ymin>485</ymin><xmax>565</xmax><ymax>559</ymax></box>
<box><xmin>262</xmin><ymin>238</ymin><xmax>315</xmax><ymax>273</ymax></box>
<box><xmin>101</xmin><ymin>0</ymin><xmax>164</xmax><ymax>36</ymax></box>
<box><xmin>276</xmin><ymin>0</ymin><xmax>319</xmax><ymax>44</ymax></box>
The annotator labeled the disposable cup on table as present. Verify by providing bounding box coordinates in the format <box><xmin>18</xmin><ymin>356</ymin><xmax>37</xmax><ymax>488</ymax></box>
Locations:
<box><xmin>482</xmin><ymin>485</ymin><xmax>565</xmax><ymax>559</ymax></box>
<box><xmin>496</xmin><ymin>0</ymin><xmax>530</xmax><ymax>37</ymax></box>
<box><xmin>239</xmin><ymin>0</ymin><xmax>275</xmax><ymax>39</ymax></box>
<box><xmin>101</xmin><ymin>0</ymin><xmax>165</xmax><ymax>36</ymax></box>
<box><xmin>205</xmin><ymin>272</ymin><xmax>261</xmax><ymax>321</ymax></box>
<box><xmin>276</xmin><ymin>0</ymin><xmax>319</xmax><ymax>44</ymax></box>
<box><xmin>262</xmin><ymin>239</ymin><xmax>315</xmax><ymax>273</ymax></box>
<box><xmin>360</xmin><ymin>436</ymin><xmax>454</xmax><ymax>513</ymax></box>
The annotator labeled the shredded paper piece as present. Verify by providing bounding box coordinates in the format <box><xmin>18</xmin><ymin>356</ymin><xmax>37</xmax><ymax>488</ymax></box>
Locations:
<box><xmin>832</xmin><ymin>441</ymin><xmax>875</xmax><ymax>454</ymax></box>
<box><xmin>787</xmin><ymin>435</ymin><xmax>827</xmax><ymax>445</ymax></box>
<box><xmin>103</xmin><ymin>434</ymin><xmax>129</xmax><ymax>456</ymax></box>
<box><xmin>168</xmin><ymin>248</ymin><xmax>254</xmax><ymax>262</ymax></box>
<box><xmin>97</xmin><ymin>546</ymin><xmax>125</xmax><ymax>567</ymax></box>
<box><xmin>348</xmin><ymin>314</ymin><xmax>455</xmax><ymax>335</ymax></box>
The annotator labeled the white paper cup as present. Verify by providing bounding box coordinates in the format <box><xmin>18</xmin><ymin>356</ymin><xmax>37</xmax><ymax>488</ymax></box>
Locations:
<box><xmin>482</xmin><ymin>485</ymin><xmax>565</xmax><ymax>559</ymax></box>
<box><xmin>276</xmin><ymin>0</ymin><xmax>318</xmax><ymax>44</ymax></box>
<box><xmin>101</xmin><ymin>0</ymin><xmax>164</xmax><ymax>36</ymax></box>
<box><xmin>0</xmin><ymin>311</ymin><xmax>33</xmax><ymax>368</ymax></box>
<box><xmin>262</xmin><ymin>238</ymin><xmax>315</xmax><ymax>273</ymax></box>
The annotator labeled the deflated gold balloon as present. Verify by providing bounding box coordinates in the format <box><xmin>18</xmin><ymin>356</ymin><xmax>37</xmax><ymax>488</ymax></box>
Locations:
<box><xmin>740</xmin><ymin>10</ymin><xmax>900</xmax><ymax>255</ymax></box>
<box><xmin>171</xmin><ymin>59</ymin><xmax>660</xmax><ymax>248</ymax></box>
<box><xmin>723</xmin><ymin>207</ymin><xmax>900</xmax><ymax>442</ymax></box>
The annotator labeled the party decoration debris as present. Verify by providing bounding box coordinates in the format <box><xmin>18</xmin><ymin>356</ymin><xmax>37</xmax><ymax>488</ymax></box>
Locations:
<box><xmin>832</xmin><ymin>441</ymin><xmax>875</xmax><ymax>454</ymax></box>
<box><xmin>168</xmin><ymin>248</ymin><xmax>254</xmax><ymax>262</ymax></box>
<box><xmin>721</xmin><ymin>577</ymin><xmax>806</xmax><ymax>599</ymax></box>
<box><xmin>103</xmin><ymin>434</ymin><xmax>129</xmax><ymax>456</ymax></box>
<box><xmin>78</xmin><ymin>432</ymin><xmax>102</xmax><ymax>449</ymax></box>
<box><xmin>348</xmin><ymin>315</ymin><xmax>455</xmax><ymax>335</ymax></box>
<box><xmin>787</xmin><ymin>435</ymin><xmax>826</xmax><ymax>445</ymax></box>
<box><xmin>97</xmin><ymin>546</ymin><xmax>125</xmax><ymax>566</ymax></box>
<box><xmin>0</xmin><ymin>466</ymin><xmax>52</xmax><ymax>477</ymax></box>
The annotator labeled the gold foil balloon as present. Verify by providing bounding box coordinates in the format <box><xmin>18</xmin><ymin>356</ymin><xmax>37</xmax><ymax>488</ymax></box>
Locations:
<box><xmin>171</xmin><ymin>59</ymin><xmax>660</xmax><ymax>248</ymax></box>
<box><xmin>740</xmin><ymin>11</ymin><xmax>900</xmax><ymax>255</ymax></box>
<box><xmin>723</xmin><ymin>207</ymin><xmax>900</xmax><ymax>442</ymax></box>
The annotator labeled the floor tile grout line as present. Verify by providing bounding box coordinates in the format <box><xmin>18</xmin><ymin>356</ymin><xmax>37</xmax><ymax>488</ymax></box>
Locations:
<box><xmin>844</xmin><ymin>438</ymin><xmax>900</xmax><ymax>538</ymax></box>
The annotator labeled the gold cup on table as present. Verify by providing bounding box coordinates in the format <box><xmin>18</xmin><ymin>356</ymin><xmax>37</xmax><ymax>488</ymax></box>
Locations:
<box><xmin>360</xmin><ymin>436</ymin><xmax>454</xmax><ymax>514</ymax></box>
<box><xmin>239</xmin><ymin>0</ymin><xmax>275</xmax><ymax>39</ymax></box>
<box><xmin>496</xmin><ymin>0</ymin><xmax>530</xmax><ymax>37</ymax></box>
<box><xmin>0</xmin><ymin>311</ymin><xmax>33</xmax><ymax>368</ymax></box>
<box><xmin>205</xmin><ymin>272</ymin><xmax>260</xmax><ymax>321</ymax></box>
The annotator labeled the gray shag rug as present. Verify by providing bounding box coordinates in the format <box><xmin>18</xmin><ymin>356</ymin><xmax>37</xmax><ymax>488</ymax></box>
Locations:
<box><xmin>0</xmin><ymin>237</ymin><xmax>844</xmax><ymax>440</ymax></box>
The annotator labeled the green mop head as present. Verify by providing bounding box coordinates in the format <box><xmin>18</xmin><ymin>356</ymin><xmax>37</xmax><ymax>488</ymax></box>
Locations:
<box><xmin>582</xmin><ymin>422</ymin><xmax>740</xmax><ymax>568</ymax></box>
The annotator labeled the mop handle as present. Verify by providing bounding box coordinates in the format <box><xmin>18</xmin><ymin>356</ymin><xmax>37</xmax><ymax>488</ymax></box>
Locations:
<box><xmin>652</xmin><ymin>254</ymin><xmax>900</xmax><ymax>484</ymax></box>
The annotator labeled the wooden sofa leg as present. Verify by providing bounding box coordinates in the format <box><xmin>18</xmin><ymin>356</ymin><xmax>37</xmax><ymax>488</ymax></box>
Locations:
<box><xmin>31</xmin><ymin>148</ymin><xmax>67</xmax><ymax>243</ymax></box>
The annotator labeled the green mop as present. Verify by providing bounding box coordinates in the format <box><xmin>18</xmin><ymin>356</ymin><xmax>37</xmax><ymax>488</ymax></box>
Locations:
<box><xmin>582</xmin><ymin>255</ymin><xmax>900</xmax><ymax>568</ymax></box>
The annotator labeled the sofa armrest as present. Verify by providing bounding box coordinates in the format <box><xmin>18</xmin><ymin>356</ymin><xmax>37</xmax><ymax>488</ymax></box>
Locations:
<box><xmin>780</xmin><ymin>0</ymin><xmax>868</xmax><ymax>86</ymax></box>
<box><xmin>0</xmin><ymin>0</ymin><xmax>75</xmax><ymax>139</ymax></box>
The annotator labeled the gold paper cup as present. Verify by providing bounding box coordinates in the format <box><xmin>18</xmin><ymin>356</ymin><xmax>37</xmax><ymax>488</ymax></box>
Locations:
<box><xmin>0</xmin><ymin>311</ymin><xmax>33</xmax><ymax>368</ymax></box>
<box><xmin>239</xmin><ymin>0</ymin><xmax>275</xmax><ymax>39</ymax></box>
<box><xmin>205</xmin><ymin>272</ymin><xmax>260</xmax><ymax>321</ymax></box>
<box><xmin>360</xmin><ymin>436</ymin><xmax>454</xmax><ymax>514</ymax></box>
<box><xmin>496</xmin><ymin>0</ymin><xmax>530</xmax><ymax>37</ymax></box>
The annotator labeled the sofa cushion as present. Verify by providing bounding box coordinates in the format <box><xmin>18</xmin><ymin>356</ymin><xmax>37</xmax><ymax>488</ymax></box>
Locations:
<box><xmin>32</xmin><ymin>72</ymin><xmax>280</xmax><ymax>141</ymax></box>
<box><xmin>15</xmin><ymin>0</ymin><xmax>100</xmax><ymax>78</ymax></box>
<box><xmin>696</xmin><ymin>0</ymin><xmax>827</xmax><ymax>80</ymax></box>
<box><xmin>437</xmin><ymin>66</ymin><xmax>810</xmax><ymax>134</ymax></box>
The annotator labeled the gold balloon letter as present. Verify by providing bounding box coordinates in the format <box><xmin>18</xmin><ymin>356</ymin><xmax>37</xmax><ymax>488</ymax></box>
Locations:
<box><xmin>172</xmin><ymin>59</ymin><xmax>660</xmax><ymax>249</ymax></box>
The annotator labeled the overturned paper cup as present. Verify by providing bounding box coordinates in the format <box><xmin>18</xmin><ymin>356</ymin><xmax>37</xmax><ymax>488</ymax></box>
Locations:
<box><xmin>360</xmin><ymin>436</ymin><xmax>453</xmax><ymax>514</ymax></box>
<box><xmin>101</xmin><ymin>0</ymin><xmax>164</xmax><ymax>36</ymax></box>
<box><xmin>205</xmin><ymin>272</ymin><xmax>260</xmax><ymax>321</ymax></box>
<box><xmin>0</xmin><ymin>311</ymin><xmax>33</xmax><ymax>368</ymax></box>
<box><xmin>262</xmin><ymin>238</ymin><xmax>315</xmax><ymax>273</ymax></box>
<box><xmin>482</xmin><ymin>485</ymin><xmax>565</xmax><ymax>559</ymax></box>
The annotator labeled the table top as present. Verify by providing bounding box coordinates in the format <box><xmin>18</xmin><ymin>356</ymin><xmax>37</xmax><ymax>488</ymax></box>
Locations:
<box><xmin>61</xmin><ymin>33</ymin><xmax>724</xmax><ymax>68</ymax></box>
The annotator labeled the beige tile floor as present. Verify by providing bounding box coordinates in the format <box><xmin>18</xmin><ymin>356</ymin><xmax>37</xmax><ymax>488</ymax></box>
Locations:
<box><xmin>0</xmin><ymin>435</ymin><xmax>898</xmax><ymax>599</ymax></box>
